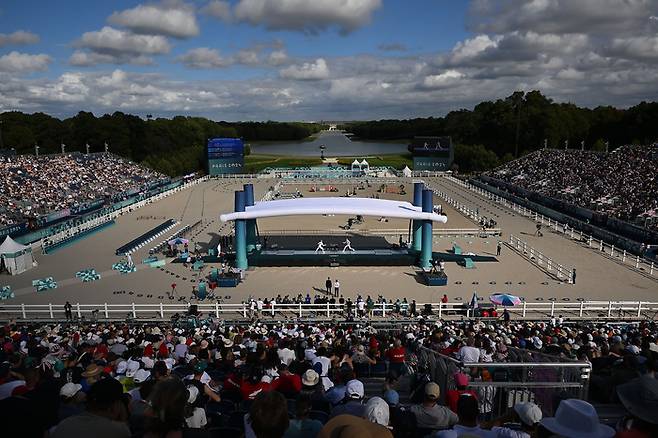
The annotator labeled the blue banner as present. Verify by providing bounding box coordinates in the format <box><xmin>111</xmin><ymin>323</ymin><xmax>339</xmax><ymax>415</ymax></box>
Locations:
<box><xmin>207</xmin><ymin>138</ymin><xmax>244</xmax><ymax>175</ymax></box>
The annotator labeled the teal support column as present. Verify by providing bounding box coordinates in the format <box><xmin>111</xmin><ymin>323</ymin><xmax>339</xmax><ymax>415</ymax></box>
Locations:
<box><xmin>243</xmin><ymin>184</ymin><xmax>256</xmax><ymax>252</ymax></box>
<box><xmin>420</xmin><ymin>189</ymin><xmax>434</xmax><ymax>269</ymax></box>
<box><xmin>234</xmin><ymin>191</ymin><xmax>248</xmax><ymax>270</ymax></box>
<box><xmin>412</xmin><ymin>182</ymin><xmax>424</xmax><ymax>252</ymax></box>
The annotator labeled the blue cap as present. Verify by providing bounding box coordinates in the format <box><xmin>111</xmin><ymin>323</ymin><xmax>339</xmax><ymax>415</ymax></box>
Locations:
<box><xmin>383</xmin><ymin>389</ymin><xmax>400</xmax><ymax>406</ymax></box>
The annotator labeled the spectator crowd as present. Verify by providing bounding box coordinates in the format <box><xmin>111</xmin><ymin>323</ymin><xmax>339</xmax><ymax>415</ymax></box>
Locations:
<box><xmin>489</xmin><ymin>145</ymin><xmax>658</xmax><ymax>231</ymax></box>
<box><xmin>1</xmin><ymin>315</ymin><xmax>657</xmax><ymax>438</ymax></box>
<box><xmin>0</xmin><ymin>153</ymin><xmax>167</xmax><ymax>226</ymax></box>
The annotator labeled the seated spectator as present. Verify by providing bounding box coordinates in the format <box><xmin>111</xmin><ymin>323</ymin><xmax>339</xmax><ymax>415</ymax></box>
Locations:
<box><xmin>319</xmin><ymin>414</ymin><xmax>393</xmax><ymax>438</ymax></box>
<box><xmin>184</xmin><ymin>384</ymin><xmax>207</xmax><ymax>429</ymax></box>
<box><xmin>352</xmin><ymin>345</ymin><xmax>376</xmax><ymax>365</ymax></box>
<box><xmin>300</xmin><ymin>369</ymin><xmax>327</xmax><ymax>402</ymax></box>
<box><xmin>326</xmin><ymin>366</ymin><xmax>353</xmax><ymax>406</ymax></box>
<box><xmin>486</xmin><ymin>401</ymin><xmax>542</xmax><ymax>438</ymax></box>
<box><xmin>248</xmin><ymin>390</ymin><xmax>290</xmax><ymax>438</ymax></box>
<box><xmin>52</xmin><ymin>378</ymin><xmax>130</xmax><ymax>438</ymax></box>
<box><xmin>539</xmin><ymin>399</ymin><xmax>615</xmax><ymax>438</ymax></box>
<box><xmin>410</xmin><ymin>382</ymin><xmax>458</xmax><ymax>430</ymax></box>
<box><xmin>385</xmin><ymin>339</ymin><xmax>406</xmax><ymax>375</ymax></box>
<box><xmin>364</xmin><ymin>396</ymin><xmax>390</xmax><ymax>427</ymax></box>
<box><xmin>446</xmin><ymin>372</ymin><xmax>478</xmax><ymax>413</ymax></box>
<box><xmin>451</xmin><ymin>394</ymin><xmax>494</xmax><ymax>437</ymax></box>
<box><xmin>58</xmin><ymin>382</ymin><xmax>86</xmax><ymax>422</ymax></box>
<box><xmin>273</xmin><ymin>363</ymin><xmax>302</xmax><ymax>398</ymax></box>
<box><xmin>615</xmin><ymin>375</ymin><xmax>658</xmax><ymax>438</ymax></box>
<box><xmin>331</xmin><ymin>379</ymin><xmax>366</xmax><ymax>418</ymax></box>
<box><xmin>242</xmin><ymin>365</ymin><xmax>272</xmax><ymax>400</ymax></box>
<box><xmin>284</xmin><ymin>394</ymin><xmax>323</xmax><ymax>438</ymax></box>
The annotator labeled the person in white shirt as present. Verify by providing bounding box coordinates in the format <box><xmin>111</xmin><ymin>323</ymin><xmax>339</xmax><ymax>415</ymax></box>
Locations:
<box><xmin>458</xmin><ymin>338</ymin><xmax>481</xmax><ymax>363</ymax></box>
<box><xmin>490</xmin><ymin>402</ymin><xmax>542</xmax><ymax>438</ymax></box>
<box><xmin>277</xmin><ymin>341</ymin><xmax>295</xmax><ymax>366</ymax></box>
<box><xmin>184</xmin><ymin>385</ymin><xmax>207</xmax><ymax>429</ymax></box>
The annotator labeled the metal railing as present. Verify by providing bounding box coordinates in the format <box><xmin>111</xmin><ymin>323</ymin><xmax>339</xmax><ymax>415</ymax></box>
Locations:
<box><xmin>417</xmin><ymin>346</ymin><xmax>591</xmax><ymax>416</ymax></box>
<box><xmin>443</xmin><ymin>176</ymin><xmax>657</xmax><ymax>280</ymax></box>
<box><xmin>1</xmin><ymin>300</ymin><xmax>656</xmax><ymax>322</ymax></box>
<box><xmin>508</xmin><ymin>234</ymin><xmax>574</xmax><ymax>282</ymax></box>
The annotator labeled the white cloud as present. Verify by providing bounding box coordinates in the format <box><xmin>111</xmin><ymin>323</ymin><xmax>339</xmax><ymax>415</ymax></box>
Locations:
<box><xmin>469</xmin><ymin>0</ymin><xmax>655</xmax><ymax>35</ymax></box>
<box><xmin>0</xmin><ymin>30</ymin><xmax>40</xmax><ymax>47</ymax></box>
<box><xmin>233</xmin><ymin>0</ymin><xmax>382</xmax><ymax>34</ymax></box>
<box><xmin>608</xmin><ymin>36</ymin><xmax>658</xmax><ymax>61</ymax></box>
<box><xmin>0</xmin><ymin>51</ymin><xmax>51</xmax><ymax>73</ymax></box>
<box><xmin>202</xmin><ymin>0</ymin><xmax>232</xmax><ymax>21</ymax></box>
<box><xmin>280</xmin><ymin>58</ymin><xmax>329</xmax><ymax>80</ymax></box>
<box><xmin>109</xmin><ymin>3</ymin><xmax>199</xmax><ymax>38</ymax></box>
<box><xmin>72</xmin><ymin>26</ymin><xmax>171</xmax><ymax>66</ymax></box>
<box><xmin>176</xmin><ymin>47</ymin><xmax>233</xmax><ymax>68</ymax></box>
<box><xmin>423</xmin><ymin>70</ymin><xmax>465</xmax><ymax>88</ymax></box>
<box><xmin>556</xmin><ymin>68</ymin><xmax>586</xmax><ymax>80</ymax></box>
<box><xmin>268</xmin><ymin>50</ymin><xmax>289</xmax><ymax>66</ymax></box>
<box><xmin>236</xmin><ymin>49</ymin><xmax>260</xmax><ymax>65</ymax></box>
<box><xmin>449</xmin><ymin>35</ymin><xmax>501</xmax><ymax>64</ymax></box>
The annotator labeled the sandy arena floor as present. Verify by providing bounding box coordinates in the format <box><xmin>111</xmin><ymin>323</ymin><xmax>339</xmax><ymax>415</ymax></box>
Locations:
<box><xmin>2</xmin><ymin>176</ymin><xmax>657</xmax><ymax>307</ymax></box>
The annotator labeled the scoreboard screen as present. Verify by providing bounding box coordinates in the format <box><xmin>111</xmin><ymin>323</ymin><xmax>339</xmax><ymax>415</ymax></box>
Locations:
<box><xmin>207</xmin><ymin>138</ymin><xmax>244</xmax><ymax>175</ymax></box>
<box><xmin>410</xmin><ymin>136</ymin><xmax>454</xmax><ymax>171</ymax></box>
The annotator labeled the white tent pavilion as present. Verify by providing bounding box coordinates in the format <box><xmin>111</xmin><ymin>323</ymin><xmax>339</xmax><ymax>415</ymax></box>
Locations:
<box><xmin>0</xmin><ymin>236</ymin><xmax>34</xmax><ymax>275</ymax></box>
<box><xmin>351</xmin><ymin>159</ymin><xmax>361</xmax><ymax>174</ymax></box>
<box><xmin>360</xmin><ymin>159</ymin><xmax>370</xmax><ymax>172</ymax></box>
<box><xmin>402</xmin><ymin>166</ymin><xmax>412</xmax><ymax>177</ymax></box>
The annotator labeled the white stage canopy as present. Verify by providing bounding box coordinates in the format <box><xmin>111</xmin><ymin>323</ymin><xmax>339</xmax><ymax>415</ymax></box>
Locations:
<box><xmin>220</xmin><ymin>197</ymin><xmax>447</xmax><ymax>223</ymax></box>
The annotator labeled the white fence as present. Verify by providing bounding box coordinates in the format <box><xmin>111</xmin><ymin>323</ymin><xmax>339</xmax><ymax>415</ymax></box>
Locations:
<box><xmin>508</xmin><ymin>235</ymin><xmax>574</xmax><ymax>282</ymax></box>
<box><xmin>1</xmin><ymin>300</ymin><xmax>656</xmax><ymax>321</ymax></box>
<box><xmin>443</xmin><ymin>176</ymin><xmax>657</xmax><ymax>279</ymax></box>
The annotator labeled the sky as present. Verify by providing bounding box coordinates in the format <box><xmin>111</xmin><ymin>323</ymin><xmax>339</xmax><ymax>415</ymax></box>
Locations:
<box><xmin>1</xmin><ymin>0</ymin><xmax>658</xmax><ymax>121</ymax></box>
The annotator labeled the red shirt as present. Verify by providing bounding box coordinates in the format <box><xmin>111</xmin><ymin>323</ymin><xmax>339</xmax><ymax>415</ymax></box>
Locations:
<box><xmin>446</xmin><ymin>389</ymin><xmax>478</xmax><ymax>413</ymax></box>
<box><xmin>386</xmin><ymin>347</ymin><xmax>406</xmax><ymax>363</ymax></box>
<box><xmin>240</xmin><ymin>381</ymin><xmax>272</xmax><ymax>400</ymax></box>
<box><xmin>272</xmin><ymin>373</ymin><xmax>302</xmax><ymax>394</ymax></box>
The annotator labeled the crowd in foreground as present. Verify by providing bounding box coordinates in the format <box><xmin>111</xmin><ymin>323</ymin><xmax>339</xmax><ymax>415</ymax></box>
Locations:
<box><xmin>0</xmin><ymin>153</ymin><xmax>166</xmax><ymax>226</ymax></box>
<box><xmin>1</xmin><ymin>317</ymin><xmax>657</xmax><ymax>438</ymax></box>
<box><xmin>489</xmin><ymin>145</ymin><xmax>658</xmax><ymax>231</ymax></box>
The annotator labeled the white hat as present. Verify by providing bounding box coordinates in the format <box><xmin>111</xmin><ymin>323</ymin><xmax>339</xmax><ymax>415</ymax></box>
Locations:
<box><xmin>115</xmin><ymin>360</ymin><xmax>128</xmax><ymax>375</ymax></box>
<box><xmin>514</xmin><ymin>402</ymin><xmax>543</xmax><ymax>426</ymax></box>
<box><xmin>133</xmin><ymin>369</ymin><xmax>151</xmax><ymax>384</ymax></box>
<box><xmin>346</xmin><ymin>379</ymin><xmax>365</xmax><ymax>399</ymax></box>
<box><xmin>187</xmin><ymin>385</ymin><xmax>199</xmax><ymax>404</ymax></box>
<box><xmin>302</xmin><ymin>369</ymin><xmax>319</xmax><ymax>386</ymax></box>
<box><xmin>126</xmin><ymin>359</ymin><xmax>140</xmax><ymax>377</ymax></box>
<box><xmin>60</xmin><ymin>382</ymin><xmax>82</xmax><ymax>398</ymax></box>
<box><xmin>540</xmin><ymin>399</ymin><xmax>615</xmax><ymax>438</ymax></box>
<box><xmin>626</xmin><ymin>345</ymin><xmax>640</xmax><ymax>355</ymax></box>
<box><xmin>364</xmin><ymin>396</ymin><xmax>389</xmax><ymax>426</ymax></box>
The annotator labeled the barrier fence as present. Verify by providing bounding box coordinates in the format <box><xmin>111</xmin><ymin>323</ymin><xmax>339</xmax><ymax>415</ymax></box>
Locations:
<box><xmin>417</xmin><ymin>347</ymin><xmax>591</xmax><ymax>417</ymax></box>
<box><xmin>1</xmin><ymin>300</ymin><xmax>656</xmax><ymax>322</ymax></box>
<box><xmin>508</xmin><ymin>234</ymin><xmax>575</xmax><ymax>282</ymax></box>
<box><xmin>443</xmin><ymin>176</ymin><xmax>657</xmax><ymax>280</ymax></box>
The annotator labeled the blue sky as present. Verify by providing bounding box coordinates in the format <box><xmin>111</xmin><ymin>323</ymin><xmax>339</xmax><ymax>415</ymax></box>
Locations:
<box><xmin>1</xmin><ymin>0</ymin><xmax>657</xmax><ymax>120</ymax></box>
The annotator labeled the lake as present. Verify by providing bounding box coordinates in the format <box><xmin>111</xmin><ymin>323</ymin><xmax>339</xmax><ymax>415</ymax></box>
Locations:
<box><xmin>249</xmin><ymin>130</ymin><xmax>408</xmax><ymax>157</ymax></box>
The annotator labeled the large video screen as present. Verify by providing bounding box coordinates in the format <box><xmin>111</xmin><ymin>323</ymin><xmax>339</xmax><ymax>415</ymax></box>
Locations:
<box><xmin>410</xmin><ymin>136</ymin><xmax>454</xmax><ymax>170</ymax></box>
<box><xmin>207</xmin><ymin>138</ymin><xmax>244</xmax><ymax>175</ymax></box>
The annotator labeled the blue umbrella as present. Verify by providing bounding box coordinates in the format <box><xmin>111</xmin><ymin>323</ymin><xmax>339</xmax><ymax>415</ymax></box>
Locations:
<box><xmin>489</xmin><ymin>293</ymin><xmax>522</xmax><ymax>306</ymax></box>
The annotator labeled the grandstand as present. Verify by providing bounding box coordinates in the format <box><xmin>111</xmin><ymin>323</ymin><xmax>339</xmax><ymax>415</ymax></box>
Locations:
<box><xmin>0</xmin><ymin>150</ymin><xmax>657</xmax><ymax>438</ymax></box>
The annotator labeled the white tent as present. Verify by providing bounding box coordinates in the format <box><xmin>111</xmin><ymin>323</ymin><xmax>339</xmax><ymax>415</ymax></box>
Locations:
<box><xmin>360</xmin><ymin>159</ymin><xmax>370</xmax><ymax>172</ymax></box>
<box><xmin>351</xmin><ymin>159</ymin><xmax>360</xmax><ymax>171</ymax></box>
<box><xmin>402</xmin><ymin>166</ymin><xmax>412</xmax><ymax>177</ymax></box>
<box><xmin>0</xmin><ymin>236</ymin><xmax>34</xmax><ymax>275</ymax></box>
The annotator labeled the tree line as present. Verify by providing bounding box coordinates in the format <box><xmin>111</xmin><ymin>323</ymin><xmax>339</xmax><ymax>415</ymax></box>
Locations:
<box><xmin>343</xmin><ymin>91</ymin><xmax>658</xmax><ymax>172</ymax></box>
<box><xmin>0</xmin><ymin>111</ymin><xmax>324</xmax><ymax>176</ymax></box>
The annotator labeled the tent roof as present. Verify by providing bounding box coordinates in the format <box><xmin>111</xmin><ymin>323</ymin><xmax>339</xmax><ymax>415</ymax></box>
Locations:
<box><xmin>351</xmin><ymin>159</ymin><xmax>360</xmax><ymax>165</ymax></box>
<box><xmin>360</xmin><ymin>159</ymin><xmax>369</xmax><ymax>165</ymax></box>
<box><xmin>221</xmin><ymin>197</ymin><xmax>448</xmax><ymax>223</ymax></box>
<box><xmin>0</xmin><ymin>235</ymin><xmax>29</xmax><ymax>255</ymax></box>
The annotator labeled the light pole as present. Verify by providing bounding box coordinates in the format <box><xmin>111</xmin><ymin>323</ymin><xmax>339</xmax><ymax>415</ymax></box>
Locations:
<box><xmin>543</xmin><ymin>138</ymin><xmax>547</xmax><ymax>149</ymax></box>
<box><xmin>104</xmin><ymin>142</ymin><xmax>109</xmax><ymax>153</ymax></box>
<box><xmin>605</xmin><ymin>141</ymin><xmax>609</xmax><ymax>153</ymax></box>
<box><xmin>35</xmin><ymin>143</ymin><xmax>40</xmax><ymax>157</ymax></box>
<box><xmin>564</xmin><ymin>140</ymin><xmax>568</xmax><ymax>150</ymax></box>
<box><xmin>85</xmin><ymin>143</ymin><xmax>90</xmax><ymax>155</ymax></box>
<box><xmin>61</xmin><ymin>142</ymin><xmax>66</xmax><ymax>154</ymax></box>
<box><xmin>581</xmin><ymin>140</ymin><xmax>585</xmax><ymax>151</ymax></box>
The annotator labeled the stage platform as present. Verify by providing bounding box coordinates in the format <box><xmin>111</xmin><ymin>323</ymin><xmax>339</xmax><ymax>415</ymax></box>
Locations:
<box><xmin>248</xmin><ymin>248</ymin><xmax>498</xmax><ymax>267</ymax></box>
